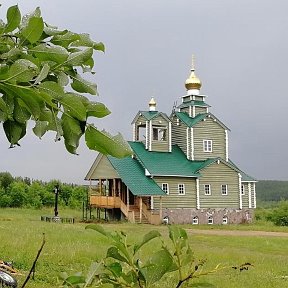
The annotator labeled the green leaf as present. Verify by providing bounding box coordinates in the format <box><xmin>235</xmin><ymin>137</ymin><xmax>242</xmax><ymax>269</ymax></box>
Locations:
<box><xmin>31</xmin><ymin>44</ymin><xmax>69</xmax><ymax>64</ymax></box>
<box><xmin>64</xmin><ymin>275</ymin><xmax>86</xmax><ymax>285</ymax></box>
<box><xmin>0</xmin><ymin>64</ymin><xmax>9</xmax><ymax>80</ymax></box>
<box><xmin>3</xmin><ymin>119</ymin><xmax>26</xmax><ymax>146</ymax></box>
<box><xmin>85</xmin><ymin>125</ymin><xmax>132</xmax><ymax>158</ymax></box>
<box><xmin>85</xmin><ymin>224</ymin><xmax>110</xmax><ymax>237</ymax></box>
<box><xmin>93</xmin><ymin>42</ymin><xmax>105</xmax><ymax>52</ymax></box>
<box><xmin>8</xmin><ymin>59</ymin><xmax>39</xmax><ymax>82</ymax></box>
<box><xmin>106</xmin><ymin>262</ymin><xmax>122</xmax><ymax>278</ymax></box>
<box><xmin>0</xmin><ymin>97</ymin><xmax>7</xmax><ymax>113</ymax></box>
<box><xmin>34</xmin><ymin>63</ymin><xmax>50</xmax><ymax>85</ymax></box>
<box><xmin>61</xmin><ymin>114</ymin><xmax>84</xmax><ymax>154</ymax></box>
<box><xmin>106</xmin><ymin>247</ymin><xmax>130</xmax><ymax>265</ymax></box>
<box><xmin>38</xmin><ymin>81</ymin><xmax>65</xmax><ymax>101</ymax></box>
<box><xmin>71</xmin><ymin>73</ymin><xmax>97</xmax><ymax>95</ymax></box>
<box><xmin>133</xmin><ymin>230</ymin><xmax>161</xmax><ymax>254</ymax></box>
<box><xmin>85</xmin><ymin>262</ymin><xmax>104</xmax><ymax>286</ymax></box>
<box><xmin>33</xmin><ymin>120</ymin><xmax>48</xmax><ymax>139</ymax></box>
<box><xmin>47</xmin><ymin>109</ymin><xmax>63</xmax><ymax>141</ymax></box>
<box><xmin>70</xmin><ymin>33</ymin><xmax>94</xmax><ymax>47</ymax></box>
<box><xmin>14</xmin><ymin>98</ymin><xmax>31</xmax><ymax>123</ymax></box>
<box><xmin>60</xmin><ymin>93</ymin><xmax>87</xmax><ymax>121</ymax></box>
<box><xmin>21</xmin><ymin>16</ymin><xmax>44</xmax><ymax>43</ymax></box>
<box><xmin>5</xmin><ymin>5</ymin><xmax>21</xmax><ymax>32</ymax></box>
<box><xmin>0</xmin><ymin>48</ymin><xmax>22</xmax><ymax>61</ymax></box>
<box><xmin>10</xmin><ymin>86</ymin><xmax>44</xmax><ymax>119</ymax></box>
<box><xmin>190</xmin><ymin>283</ymin><xmax>217</xmax><ymax>288</ymax></box>
<box><xmin>140</xmin><ymin>248</ymin><xmax>173</xmax><ymax>286</ymax></box>
<box><xmin>66</xmin><ymin>47</ymin><xmax>93</xmax><ymax>66</ymax></box>
<box><xmin>51</xmin><ymin>31</ymin><xmax>80</xmax><ymax>48</ymax></box>
<box><xmin>57</xmin><ymin>71</ymin><xmax>69</xmax><ymax>86</ymax></box>
<box><xmin>86</xmin><ymin>102</ymin><xmax>111</xmax><ymax>118</ymax></box>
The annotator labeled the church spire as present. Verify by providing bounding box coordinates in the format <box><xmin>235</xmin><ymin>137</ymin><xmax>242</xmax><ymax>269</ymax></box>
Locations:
<box><xmin>185</xmin><ymin>55</ymin><xmax>202</xmax><ymax>95</ymax></box>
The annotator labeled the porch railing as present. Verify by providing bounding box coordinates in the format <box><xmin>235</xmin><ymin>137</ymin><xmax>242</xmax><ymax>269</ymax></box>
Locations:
<box><xmin>90</xmin><ymin>195</ymin><xmax>121</xmax><ymax>208</ymax></box>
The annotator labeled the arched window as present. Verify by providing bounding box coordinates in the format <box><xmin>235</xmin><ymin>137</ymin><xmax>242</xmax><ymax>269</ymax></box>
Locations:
<box><xmin>208</xmin><ymin>216</ymin><xmax>213</xmax><ymax>225</ymax></box>
<box><xmin>222</xmin><ymin>216</ymin><xmax>228</xmax><ymax>225</ymax></box>
<box><xmin>192</xmin><ymin>216</ymin><xmax>198</xmax><ymax>225</ymax></box>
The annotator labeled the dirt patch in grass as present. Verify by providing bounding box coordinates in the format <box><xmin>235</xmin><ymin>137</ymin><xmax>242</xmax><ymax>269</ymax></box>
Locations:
<box><xmin>186</xmin><ymin>228</ymin><xmax>288</xmax><ymax>237</ymax></box>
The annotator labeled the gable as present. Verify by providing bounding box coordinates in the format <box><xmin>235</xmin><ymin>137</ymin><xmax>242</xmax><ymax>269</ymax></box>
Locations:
<box><xmin>85</xmin><ymin>154</ymin><xmax>119</xmax><ymax>180</ymax></box>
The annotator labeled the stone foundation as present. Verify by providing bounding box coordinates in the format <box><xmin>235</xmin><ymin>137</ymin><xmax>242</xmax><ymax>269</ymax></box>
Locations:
<box><xmin>161</xmin><ymin>208</ymin><xmax>254</xmax><ymax>225</ymax></box>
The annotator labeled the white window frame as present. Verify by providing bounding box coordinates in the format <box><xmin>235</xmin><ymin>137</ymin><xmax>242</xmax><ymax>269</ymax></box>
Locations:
<box><xmin>222</xmin><ymin>216</ymin><xmax>228</xmax><ymax>224</ymax></box>
<box><xmin>208</xmin><ymin>216</ymin><xmax>213</xmax><ymax>225</ymax></box>
<box><xmin>241</xmin><ymin>184</ymin><xmax>245</xmax><ymax>195</ymax></box>
<box><xmin>203</xmin><ymin>140</ymin><xmax>213</xmax><ymax>152</ymax></box>
<box><xmin>178</xmin><ymin>184</ymin><xmax>185</xmax><ymax>195</ymax></box>
<box><xmin>221</xmin><ymin>184</ymin><xmax>228</xmax><ymax>195</ymax></box>
<box><xmin>192</xmin><ymin>216</ymin><xmax>199</xmax><ymax>225</ymax></box>
<box><xmin>204</xmin><ymin>184</ymin><xmax>211</xmax><ymax>195</ymax></box>
<box><xmin>162</xmin><ymin>183</ymin><xmax>169</xmax><ymax>195</ymax></box>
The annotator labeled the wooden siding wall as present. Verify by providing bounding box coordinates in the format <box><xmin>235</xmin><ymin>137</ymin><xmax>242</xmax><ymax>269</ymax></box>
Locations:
<box><xmin>195</xmin><ymin>107</ymin><xmax>207</xmax><ymax>115</ymax></box>
<box><xmin>194</xmin><ymin>96</ymin><xmax>204</xmax><ymax>101</ymax></box>
<box><xmin>153</xmin><ymin>177</ymin><xmax>197</xmax><ymax>209</ymax></box>
<box><xmin>180</xmin><ymin>107</ymin><xmax>189</xmax><ymax>114</ymax></box>
<box><xmin>90</xmin><ymin>156</ymin><xmax>119</xmax><ymax>179</ymax></box>
<box><xmin>150</xmin><ymin>115</ymin><xmax>170</xmax><ymax>152</ymax></box>
<box><xmin>193</xmin><ymin>117</ymin><xmax>226</xmax><ymax>160</ymax></box>
<box><xmin>171</xmin><ymin>117</ymin><xmax>188</xmax><ymax>157</ymax></box>
<box><xmin>241</xmin><ymin>183</ymin><xmax>249</xmax><ymax>208</ymax></box>
<box><xmin>199</xmin><ymin>162</ymin><xmax>239</xmax><ymax>208</ymax></box>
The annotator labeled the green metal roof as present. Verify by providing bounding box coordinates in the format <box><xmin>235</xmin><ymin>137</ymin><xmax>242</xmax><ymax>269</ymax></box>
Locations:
<box><xmin>132</xmin><ymin>111</ymin><xmax>171</xmax><ymax>123</ymax></box>
<box><xmin>107</xmin><ymin>155</ymin><xmax>166</xmax><ymax>196</ymax></box>
<box><xmin>178</xmin><ymin>100</ymin><xmax>210</xmax><ymax>109</ymax></box>
<box><xmin>175</xmin><ymin>112</ymin><xmax>207</xmax><ymax>127</ymax></box>
<box><xmin>129</xmin><ymin>142</ymin><xmax>202</xmax><ymax>177</ymax></box>
<box><xmin>228</xmin><ymin>159</ymin><xmax>257</xmax><ymax>182</ymax></box>
<box><xmin>175</xmin><ymin>112</ymin><xmax>230</xmax><ymax>130</ymax></box>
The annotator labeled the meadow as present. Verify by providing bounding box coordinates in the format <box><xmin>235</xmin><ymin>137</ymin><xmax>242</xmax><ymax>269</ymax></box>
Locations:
<box><xmin>0</xmin><ymin>208</ymin><xmax>287</xmax><ymax>288</ymax></box>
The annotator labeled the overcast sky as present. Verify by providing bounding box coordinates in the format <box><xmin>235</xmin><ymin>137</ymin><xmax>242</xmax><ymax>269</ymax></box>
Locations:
<box><xmin>0</xmin><ymin>0</ymin><xmax>287</xmax><ymax>184</ymax></box>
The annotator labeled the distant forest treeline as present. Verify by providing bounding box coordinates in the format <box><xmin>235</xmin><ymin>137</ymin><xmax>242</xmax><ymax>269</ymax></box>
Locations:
<box><xmin>0</xmin><ymin>172</ymin><xmax>87</xmax><ymax>209</ymax></box>
<box><xmin>256</xmin><ymin>180</ymin><xmax>288</xmax><ymax>202</ymax></box>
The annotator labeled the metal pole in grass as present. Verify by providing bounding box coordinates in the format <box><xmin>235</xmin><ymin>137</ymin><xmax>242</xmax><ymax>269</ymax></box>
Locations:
<box><xmin>53</xmin><ymin>185</ymin><xmax>60</xmax><ymax>222</ymax></box>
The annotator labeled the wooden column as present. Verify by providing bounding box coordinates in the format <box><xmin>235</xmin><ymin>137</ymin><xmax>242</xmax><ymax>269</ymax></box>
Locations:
<box><xmin>126</xmin><ymin>187</ymin><xmax>129</xmax><ymax>210</ymax></box>
<box><xmin>113</xmin><ymin>179</ymin><xmax>116</xmax><ymax>198</ymax></box>
<box><xmin>139</xmin><ymin>197</ymin><xmax>143</xmax><ymax>223</ymax></box>
<box><xmin>159</xmin><ymin>196</ymin><xmax>162</xmax><ymax>221</ymax></box>
<box><xmin>99</xmin><ymin>179</ymin><xmax>102</xmax><ymax>195</ymax></box>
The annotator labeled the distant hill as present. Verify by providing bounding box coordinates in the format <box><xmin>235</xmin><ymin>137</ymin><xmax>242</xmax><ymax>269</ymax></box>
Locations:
<box><xmin>256</xmin><ymin>180</ymin><xmax>288</xmax><ymax>202</ymax></box>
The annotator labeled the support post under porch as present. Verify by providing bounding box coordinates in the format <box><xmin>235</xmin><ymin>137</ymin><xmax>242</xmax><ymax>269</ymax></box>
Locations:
<box><xmin>139</xmin><ymin>197</ymin><xmax>142</xmax><ymax>223</ymax></box>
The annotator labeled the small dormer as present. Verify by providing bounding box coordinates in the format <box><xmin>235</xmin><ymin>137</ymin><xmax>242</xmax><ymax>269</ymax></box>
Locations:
<box><xmin>132</xmin><ymin>98</ymin><xmax>172</xmax><ymax>152</ymax></box>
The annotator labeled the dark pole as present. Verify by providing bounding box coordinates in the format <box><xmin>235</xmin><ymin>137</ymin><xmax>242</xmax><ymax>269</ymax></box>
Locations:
<box><xmin>54</xmin><ymin>185</ymin><xmax>59</xmax><ymax>217</ymax></box>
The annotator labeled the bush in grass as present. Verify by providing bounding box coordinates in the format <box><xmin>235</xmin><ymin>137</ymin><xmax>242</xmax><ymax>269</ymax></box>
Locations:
<box><xmin>267</xmin><ymin>200</ymin><xmax>288</xmax><ymax>226</ymax></box>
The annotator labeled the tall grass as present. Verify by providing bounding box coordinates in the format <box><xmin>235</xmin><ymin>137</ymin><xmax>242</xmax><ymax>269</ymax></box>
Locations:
<box><xmin>0</xmin><ymin>208</ymin><xmax>287</xmax><ymax>287</ymax></box>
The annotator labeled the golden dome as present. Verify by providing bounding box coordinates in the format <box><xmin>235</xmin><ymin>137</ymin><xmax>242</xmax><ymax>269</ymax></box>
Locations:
<box><xmin>149</xmin><ymin>97</ymin><xmax>156</xmax><ymax>106</ymax></box>
<box><xmin>185</xmin><ymin>55</ymin><xmax>202</xmax><ymax>91</ymax></box>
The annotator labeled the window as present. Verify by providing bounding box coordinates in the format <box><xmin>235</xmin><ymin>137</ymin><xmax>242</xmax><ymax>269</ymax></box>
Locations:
<box><xmin>192</xmin><ymin>216</ymin><xmax>199</xmax><ymax>225</ymax></box>
<box><xmin>162</xmin><ymin>183</ymin><xmax>169</xmax><ymax>195</ymax></box>
<box><xmin>221</xmin><ymin>184</ymin><xmax>228</xmax><ymax>195</ymax></box>
<box><xmin>153</xmin><ymin>127</ymin><xmax>167</xmax><ymax>141</ymax></box>
<box><xmin>178</xmin><ymin>184</ymin><xmax>185</xmax><ymax>195</ymax></box>
<box><xmin>241</xmin><ymin>184</ymin><xmax>245</xmax><ymax>195</ymax></box>
<box><xmin>208</xmin><ymin>216</ymin><xmax>213</xmax><ymax>225</ymax></box>
<box><xmin>204</xmin><ymin>184</ymin><xmax>211</xmax><ymax>195</ymax></box>
<box><xmin>203</xmin><ymin>140</ymin><xmax>213</xmax><ymax>152</ymax></box>
<box><xmin>222</xmin><ymin>216</ymin><xmax>228</xmax><ymax>224</ymax></box>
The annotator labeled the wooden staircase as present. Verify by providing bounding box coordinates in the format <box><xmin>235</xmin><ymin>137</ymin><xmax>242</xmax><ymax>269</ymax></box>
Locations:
<box><xmin>128</xmin><ymin>205</ymin><xmax>150</xmax><ymax>224</ymax></box>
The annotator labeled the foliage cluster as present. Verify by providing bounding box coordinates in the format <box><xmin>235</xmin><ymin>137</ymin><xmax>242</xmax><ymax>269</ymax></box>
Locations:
<box><xmin>255</xmin><ymin>200</ymin><xmax>288</xmax><ymax>226</ymax></box>
<box><xmin>61</xmin><ymin>225</ymin><xmax>252</xmax><ymax>288</ymax></box>
<box><xmin>0</xmin><ymin>171</ymin><xmax>87</xmax><ymax>209</ymax></box>
<box><xmin>0</xmin><ymin>5</ymin><xmax>131</xmax><ymax>157</ymax></box>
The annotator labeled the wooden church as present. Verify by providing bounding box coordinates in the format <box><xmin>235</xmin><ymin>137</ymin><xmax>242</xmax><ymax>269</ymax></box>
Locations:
<box><xmin>85</xmin><ymin>60</ymin><xmax>256</xmax><ymax>225</ymax></box>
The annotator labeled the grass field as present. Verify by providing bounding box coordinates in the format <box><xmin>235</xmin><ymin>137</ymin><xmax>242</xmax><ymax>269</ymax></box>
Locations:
<box><xmin>0</xmin><ymin>208</ymin><xmax>287</xmax><ymax>288</ymax></box>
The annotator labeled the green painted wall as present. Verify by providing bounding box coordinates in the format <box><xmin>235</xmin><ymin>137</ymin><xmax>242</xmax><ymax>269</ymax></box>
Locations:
<box><xmin>199</xmin><ymin>162</ymin><xmax>239</xmax><ymax>208</ymax></box>
<box><xmin>171</xmin><ymin>116</ymin><xmax>188</xmax><ymax>157</ymax></box>
<box><xmin>193</xmin><ymin>117</ymin><xmax>226</xmax><ymax>160</ymax></box>
<box><xmin>150</xmin><ymin>115</ymin><xmax>170</xmax><ymax>152</ymax></box>
<box><xmin>153</xmin><ymin>176</ymin><xmax>197</xmax><ymax>209</ymax></box>
<box><xmin>90</xmin><ymin>156</ymin><xmax>119</xmax><ymax>179</ymax></box>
